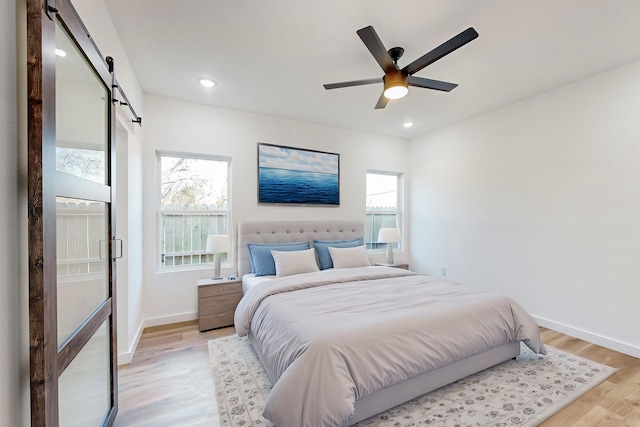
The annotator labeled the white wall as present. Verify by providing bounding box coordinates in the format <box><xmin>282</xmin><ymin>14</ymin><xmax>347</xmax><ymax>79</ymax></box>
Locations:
<box><xmin>1</xmin><ymin>0</ymin><xmax>22</xmax><ymax>424</ymax></box>
<box><xmin>410</xmin><ymin>59</ymin><xmax>640</xmax><ymax>357</ymax></box>
<box><xmin>114</xmin><ymin>118</ymin><xmax>145</xmax><ymax>364</ymax></box>
<box><xmin>124</xmin><ymin>120</ymin><xmax>144</xmax><ymax>361</ymax></box>
<box><xmin>142</xmin><ymin>95</ymin><xmax>410</xmax><ymax>324</ymax></box>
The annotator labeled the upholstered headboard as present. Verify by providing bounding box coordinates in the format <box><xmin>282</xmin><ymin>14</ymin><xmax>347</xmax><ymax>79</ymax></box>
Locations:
<box><xmin>237</xmin><ymin>221</ymin><xmax>365</xmax><ymax>276</ymax></box>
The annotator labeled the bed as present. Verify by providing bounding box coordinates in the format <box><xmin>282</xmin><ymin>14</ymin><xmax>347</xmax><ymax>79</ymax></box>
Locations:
<box><xmin>234</xmin><ymin>220</ymin><xmax>546</xmax><ymax>427</ymax></box>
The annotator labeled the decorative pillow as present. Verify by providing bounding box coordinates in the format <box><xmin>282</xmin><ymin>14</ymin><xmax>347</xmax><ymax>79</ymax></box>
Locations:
<box><xmin>271</xmin><ymin>248</ymin><xmax>320</xmax><ymax>277</ymax></box>
<box><xmin>247</xmin><ymin>241</ymin><xmax>310</xmax><ymax>276</ymax></box>
<box><xmin>328</xmin><ymin>245</ymin><xmax>371</xmax><ymax>269</ymax></box>
<box><xmin>313</xmin><ymin>237</ymin><xmax>364</xmax><ymax>270</ymax></box>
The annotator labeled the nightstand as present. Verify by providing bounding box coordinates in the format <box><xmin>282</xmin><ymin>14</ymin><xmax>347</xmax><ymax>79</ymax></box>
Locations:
<box><xmin>374</xmin><ymin>262</ymin><xmax>409</xmax><ymax>270</ymax></box>
<box><xmin>197</xmin><ymin>277</ymin><xmax>243</xmax><ymax>331</ymax></box>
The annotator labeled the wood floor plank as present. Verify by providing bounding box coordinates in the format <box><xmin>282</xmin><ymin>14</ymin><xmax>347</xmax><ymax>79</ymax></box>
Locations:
<box><xmin>571</xmin><ymin>406</ymin><xmax>636</xmax><ymax>427</ymax></box>
<box><xmin>538</xmin><ymin>328</ymin><xmax>640</xmax><ymax>426</ymax></box>
<box><xmin>114</xmin><ymin>321</ymin><xmax>234</xmax><ymax>427</ymax></box>
<box><xmin>115</xmin><ymin>324</ymin><xmax>640</xmax><ymax>426</ymax></box>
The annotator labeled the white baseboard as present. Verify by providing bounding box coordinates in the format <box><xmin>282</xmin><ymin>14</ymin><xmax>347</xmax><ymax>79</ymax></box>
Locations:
<box><xmin>533</xmin><ymin>316</ymin><xmax>640</xmax><ymax>359</ymax></box>
<box><xmin>117</xmin><ymin>321</ymin><xmax>144</xmax><ymax>366</ymax></box>
<box><xmin>142</xmin><ymin>311</ymin><xmax>198</xmax><ymax>329</ymax></box>
<box><xmin>117</xmin><ymin>312</ymin><xmax>198</xmax><ymax>365</ymax></box>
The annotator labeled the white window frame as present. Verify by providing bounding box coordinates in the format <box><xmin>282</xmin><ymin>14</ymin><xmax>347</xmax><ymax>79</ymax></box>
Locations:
<box><xmin>157</xmin><ymin>151</ymin><xmax>232</xmax><ymax>271</ymax></box>
<box><xmin>365</xmin><ymin>170</ymin><xmax>403</xmax><ymax>254</ymax></box>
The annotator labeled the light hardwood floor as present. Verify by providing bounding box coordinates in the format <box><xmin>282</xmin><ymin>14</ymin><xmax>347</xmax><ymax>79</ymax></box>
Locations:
<box><xmin>114</xmin><ymin>322</ymin><xmax>640</xmax><ymax>426</ymax></box>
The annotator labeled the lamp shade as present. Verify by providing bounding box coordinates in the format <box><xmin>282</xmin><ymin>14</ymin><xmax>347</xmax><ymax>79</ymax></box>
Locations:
<box><xmin>377</xmin><ymin>228</ymin><xmax>401</xmax><ymax>243</ymax></box>
<box><xmin>206</xmin><ymin>234</ymin><xmax>229</xmax><ymax>254</ymax></box>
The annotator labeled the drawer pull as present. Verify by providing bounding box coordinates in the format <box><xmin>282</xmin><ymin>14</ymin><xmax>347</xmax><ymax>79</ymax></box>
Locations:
<box><xmin>217</xmin><ymin>296</ymin><xmax>228</xmax><ymax>300</ymax></box>
<box><xmin>217</xmin><ymin>314</ymin><xmax>227</xmax><ymax>317</ymax></box>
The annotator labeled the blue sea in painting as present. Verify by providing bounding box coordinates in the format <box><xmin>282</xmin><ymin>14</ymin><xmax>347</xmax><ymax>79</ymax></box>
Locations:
<box><xmin>259</xmin><ymin>167</ymin><xmax>339</xmax><ymax>205</ymax></box>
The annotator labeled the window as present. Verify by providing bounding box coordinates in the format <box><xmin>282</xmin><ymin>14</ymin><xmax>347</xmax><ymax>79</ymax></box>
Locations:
<box><xmin>365</xmin><ymin>171</ymin><xmax>402</xmax><ymax>251</ymax></box>
<box><xmin>158</xmin><ymin>152</ymin><xmax>230</xmax><ymax>269</ymax></box>
<box><xmin>56</xmin><ymin>147</ymin><xmax>105</xmax><ymax>183</ymax></box>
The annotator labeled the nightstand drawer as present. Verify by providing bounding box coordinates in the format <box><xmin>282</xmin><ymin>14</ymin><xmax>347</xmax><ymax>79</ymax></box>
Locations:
<box><xmin>198</xmin><ymin>281</ymin><xmax>242</xmax><ymax>297</ymax></box>
<box><xmin>199</xmin><ymin>312</ymin><xmax>235</xmax><ymax>330</ymax></box>
<box><xmin>197</xmin><ymin>278</ymin><xmax>243</xmax><ymax>331</ymax></box>
<box><xmin>199</xmin><ymin>293</ymin><xmax>242</xmax><ymax>314</ymax></box>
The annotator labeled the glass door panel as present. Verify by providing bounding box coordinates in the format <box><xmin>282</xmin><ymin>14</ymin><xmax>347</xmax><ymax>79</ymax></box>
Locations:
<box><xmin>53</xmin><ymin>5</ymin><xmax>116</xmax><ymax>426</ymax></box>
<box><xmin>56</xmin><ymin>197</ymin><xmax>108</xmax><ymax>346</ymax></box>
<box><xmin>58</xmin><ymin>321</ymin><xmax>111</xmax><ymax>426</ymax></box>
<box><xmin>55</xmin><ymin>19</ymin><xmax>108</xmax><ymax>185</ymax></box>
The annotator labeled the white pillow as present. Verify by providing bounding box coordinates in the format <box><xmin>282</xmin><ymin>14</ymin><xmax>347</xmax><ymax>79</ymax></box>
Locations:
<box><xmin>328</xmin><ymin>245</ymin><xmax>371</xmax><ymax>269</ymax></box>
<box><xmin>271</xmin><ymin>248</ymin><xmax>320</xmax><ymax>277</ymax></box>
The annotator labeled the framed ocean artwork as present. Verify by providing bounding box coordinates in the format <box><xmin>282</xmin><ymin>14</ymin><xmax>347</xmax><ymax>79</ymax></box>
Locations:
<box><xmin>257</xmin><ymin>143</ymin><xmax>340</xmax><ymax>205</ymax></box>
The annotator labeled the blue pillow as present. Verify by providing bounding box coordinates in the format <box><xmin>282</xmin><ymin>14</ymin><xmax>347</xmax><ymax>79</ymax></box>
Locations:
<box><xmin>313</xmin><ymin>238</ymin><xmax>364</xmax><ymax>270</ymax></box>
<box><xmin>247</xmin><ymin>241</ymin><xmax>311</xmax><ymax>271</ymax></box>
<box><xmin>248</xmin><ymin>241</ymin><xmax>310</xmax><ymax>276</ymax></box>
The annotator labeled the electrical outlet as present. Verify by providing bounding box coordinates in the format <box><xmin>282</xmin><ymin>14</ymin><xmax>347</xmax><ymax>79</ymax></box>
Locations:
<box><xmin>441</xmin><ymin>268</ymin><xmax>446</xmax><ymax>277</ymax></box>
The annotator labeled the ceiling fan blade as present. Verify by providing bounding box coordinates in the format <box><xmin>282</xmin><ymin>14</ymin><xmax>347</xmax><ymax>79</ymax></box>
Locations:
<box><xmin>403</xmin><ymin>27</ymin><xmax>478</xmax><ymax>76</ymax></box>
<box><xmin>357</xmin><ymin>26</ymin><xmax>398</xmax><ymax>74</ymax></box>
<box><xmin>323</xmin><ymin>77</ymin><xmax>382</xmax><ymax>90</ymax></box>
<box><xmin>408</xmin><ymin>75</ymin><xmax>458</xmax><ymax>92</ymax></box>
<box><xmin>374</xmin><ymin>92</ymin><xmax>388</xmax><ymax>109</ymax></box>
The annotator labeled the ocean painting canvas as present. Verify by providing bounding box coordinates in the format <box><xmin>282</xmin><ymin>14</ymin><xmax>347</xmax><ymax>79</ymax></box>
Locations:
<box><xmin>258</xmin><ymin>143</ymin><xmax>339</xmax><ymax>205</ymax></box>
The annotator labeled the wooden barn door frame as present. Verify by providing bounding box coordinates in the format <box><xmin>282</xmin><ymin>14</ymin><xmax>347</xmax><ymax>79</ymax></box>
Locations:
<box><xmin>26</xmin><ymin>0</ymin><xmax>130</xmax><ymax>425</ymax></box>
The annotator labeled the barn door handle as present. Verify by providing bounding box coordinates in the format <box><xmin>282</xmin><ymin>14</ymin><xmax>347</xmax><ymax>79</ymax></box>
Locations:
<box><xmin>113</xmin><ymin>239</ymin><xmax>123</xmax><ymax>259</ymax></box>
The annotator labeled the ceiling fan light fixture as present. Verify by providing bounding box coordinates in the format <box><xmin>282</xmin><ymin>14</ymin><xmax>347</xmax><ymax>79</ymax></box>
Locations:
<box><xmin>384</xmin><ymin>85</ymin><xmax>408</xmax><ymax>100</ymax></box>
<box><xmin>383</xmin><ymin>72</ymin><xmax>408</xmax><ymax>100</ymax></box>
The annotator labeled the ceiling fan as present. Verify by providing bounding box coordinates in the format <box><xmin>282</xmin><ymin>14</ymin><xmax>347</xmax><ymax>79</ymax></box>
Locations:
<box><xmin>323</xmin><ymin>26</ymin><xmax>479</xmax><ymax>109</ymax></box>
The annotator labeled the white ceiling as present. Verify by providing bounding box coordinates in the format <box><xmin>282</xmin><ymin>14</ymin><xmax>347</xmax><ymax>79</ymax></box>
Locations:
<box><xmin>103</xmin><ymin>0</ymin><xmax>640</xmax><ymax>139</ymax></box>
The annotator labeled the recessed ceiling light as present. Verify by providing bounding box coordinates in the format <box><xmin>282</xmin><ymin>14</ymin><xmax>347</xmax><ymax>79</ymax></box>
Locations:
<box><xmin>55</xmin><ymin>48</ymin><xmax>67</xmax><ymax>57</ymax></box>
<box><xmin>403</xmin><ymin>122</ymin><xmax>414</xmax><ymax>128</ymax></box>
<box><xmin>199</xmin><ymin>79</ymin><xmax>215</xmax><ymax>88</ymax></box>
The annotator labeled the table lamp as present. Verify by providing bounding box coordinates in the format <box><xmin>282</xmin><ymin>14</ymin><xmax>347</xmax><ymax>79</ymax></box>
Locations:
<box><xmin>206</xmin><ymin>234</ymin><xmax>229</xmax><ymax>279</ymax></box>
<box><xmin>377</xmin><ymin>228</ymin><xmax>401</xmax><ymax>264</ymax></box>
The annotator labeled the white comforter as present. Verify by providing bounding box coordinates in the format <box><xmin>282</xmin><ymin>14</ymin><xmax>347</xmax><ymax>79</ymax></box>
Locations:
<box><xmin>234</xmin><ymin>266</ymin><xmax>546</xmax><ymax>427</ymax></box>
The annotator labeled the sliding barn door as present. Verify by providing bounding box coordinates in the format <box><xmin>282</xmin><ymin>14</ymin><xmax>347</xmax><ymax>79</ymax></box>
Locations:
<box><xmin>27</xmin><ymin>0</ymin><xmax>119</xmax><ymax>425</ymax></box>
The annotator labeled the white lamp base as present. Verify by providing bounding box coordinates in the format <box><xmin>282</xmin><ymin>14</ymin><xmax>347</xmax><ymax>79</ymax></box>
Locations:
<box><xmin>212</xmin><ymin>254</ymin><xmax>222</xmax><ymax>279</ymax></box>
<box><xmin>385</xmin><ymin>243</ymin><xmax>394</xmax><ymax>264</ymax></box>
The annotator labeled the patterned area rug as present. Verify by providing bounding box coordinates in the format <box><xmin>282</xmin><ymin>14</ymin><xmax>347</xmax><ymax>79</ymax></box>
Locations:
<box><xmin>208</xmin><ymin>335</ymin><xmax>615</xmax><ymax>427</ymax></box>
